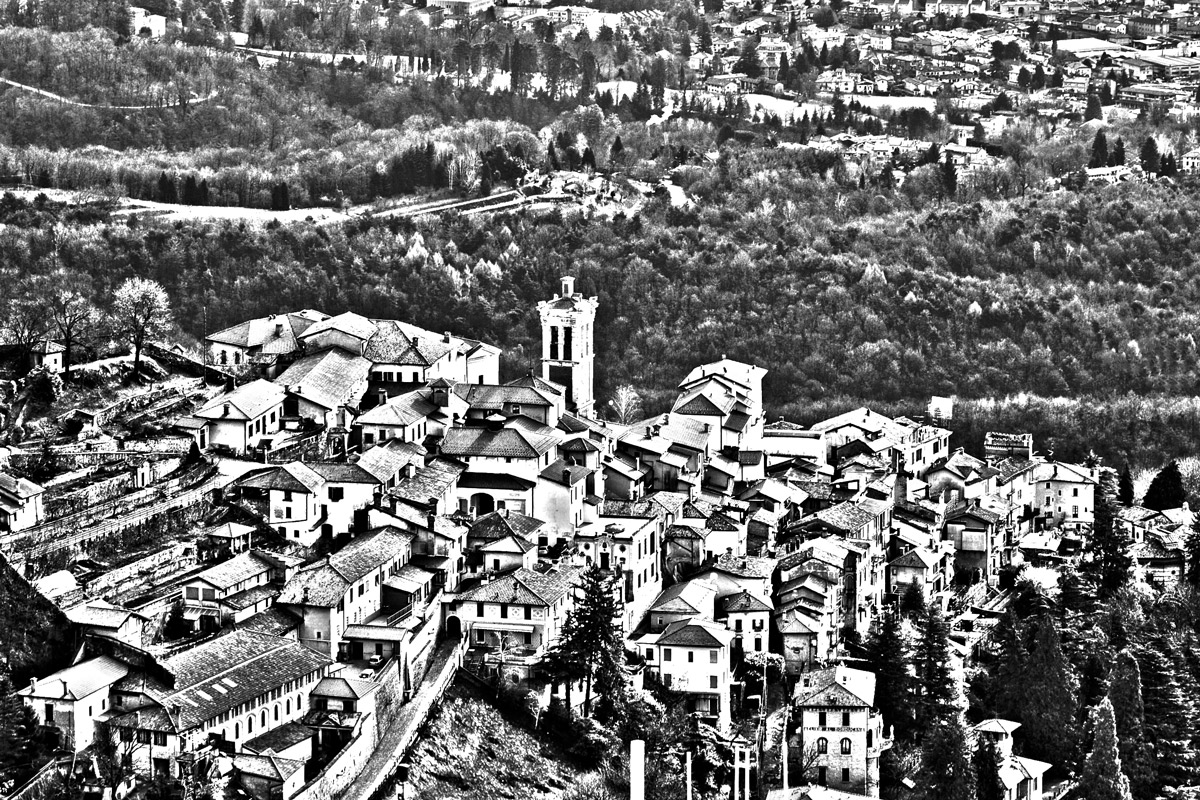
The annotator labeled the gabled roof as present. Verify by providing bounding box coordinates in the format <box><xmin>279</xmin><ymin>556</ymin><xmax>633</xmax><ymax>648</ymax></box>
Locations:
<box><xmin>649</xmin><ymin>579</ymin><xmax>718</xmax><ymax>616</ymax></box>
<box><xmin>655</xmin><ymin>618</ymin><xmax>736</xmax><ymax>648</ymax></box>
<box><xmin>890</xmin><ymin>548</ymin><xmax>943</xmax><ymax>569</ymax></box>
<box><xmin>469</xmin><ymin>509</ymin><xmax>546</xmax><ymax>542</ymax></box>
<box><xmin>679</xmin><ymin>358</ymin><xmax>766</xmax><ymax>392</ymax></box>
<box><xmin>540</xmin><ymin>459</ymin><xmax>591</xmax><ymax>487</ymax></box>
<box><xmin>206</xmin><ymin>310</ymin><xmax>328</xmax><ymax>351</ymax></box>
<box><xmin>722</xmin><ymin>589</ymin><xmax>773</xmax><ymax>613</ymax></box>
<box><xmin>191</xmin><ymin>551</ymin><xmax>281</xmax><ymax>591</ymax></box>
<box><xmin>298</xmin><ymin>311</ymin><xmax>377</xmax><ymax>343</ymax></box>
<box><xmin>1032</xmin><ymin>461</ymin><xmax>1096</xmax><ymax>485</ymax></box>
<box><xmin>363</xmin><ymin>319</ymin><xmax>455</xmax><ymax>366</ymax></box>
<box><xmin>355</xmin><ymin>441</ymin><xmax>425</xmax><ymax>484</ymax></box>
<box><xmin>65</xmin><ymin>600</ymin><xmax>142</xmax><ymax>630</ymax></box>
<box><xmin>793</xmin><ymin>665</ymin><xmax>875</xmax><ymax>708</ymax></box>
<box><xmin>278</xmin><ymin>527</ymin><xmax>413</xmax><ymax>607</ymax></box>
<box><xmin>19</xmin><ymin>656</ymin><xmax>130</xmax><ymax>700</ymax></box>
<box><xmin>389</xmin><ymin>457</ymin><xmax>465</xmax><ymax>507</ymax></box>
<box><xmin>276</xmin><ymin>349</ymin><xmax>372</xmax><ymax>411</ymax></box>
<box><xmin>236</xmin><ymin>462</ymin><xmax>326</xmax><ymax>495</ymax></box>
<box><xmin>0</xmin><ymin>472</ymin><xmax>44</xmax><ymax>500</ymax></box>
<box><xmin>312</xmin><ymin>675</ymin><xmax>379</xmax><ymax>701</ymax></box>
<box><xmin>466</xmin><ymin>385</ymin><xmax>556</xmax><ymax>411</ymax></box>
<box><xmin>440</xmin><ymin>426</ymin><xmax>558</xmax><ymax>459</ymax></box>
<box><xmin>196</xmin><ymin>380</ymin><xmax>286</xmax><ymax>421</ymax></box>
<box><xmin>233</xmin><ymin>753</ymin><xmax>306</xmax><ymax>782</ymax></box>
<box><xmin>457</xmin><ymin>565</ymin><xmax>583</xmax><ymax>606</ymax></box>
<box><xmin>356</xmin><ymin>391</ymin><xmax>439</xmax><ymax>427</ymax></box>
<box><xmin>506</xmin><ymin>372</ymin><xmax>565</xmax><ymax>397</ymax></box>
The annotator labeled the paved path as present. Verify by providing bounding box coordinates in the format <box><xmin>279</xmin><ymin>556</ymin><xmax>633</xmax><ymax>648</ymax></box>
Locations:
<box><xmin>340</xmin><ymin>638</ymin><xmax>463</xmax><ymax>800</ymax></box>
<box><xmin>0</xmin><ymin>76</ymin><xmax>217</xmax><ymax>109</ymax></box>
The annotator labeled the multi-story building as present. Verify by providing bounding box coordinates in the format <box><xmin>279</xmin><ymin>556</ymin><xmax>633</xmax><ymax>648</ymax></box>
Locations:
<box><xmin>794</xmin><ymin>665</ymin><xmax>891</xmax><ymax>797</ymax></box>
<box><xmin>538</xmin><ymin>276</ymin><xmax>598</xmax><ymax>418</ymax></box>
<box><xmin>638</xmin><ymin>619</ymin><xmax>736</xmax><ymax>728</ymax></box>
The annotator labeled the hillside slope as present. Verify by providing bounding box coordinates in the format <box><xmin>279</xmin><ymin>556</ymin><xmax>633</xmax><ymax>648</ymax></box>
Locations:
<box><xmin>408</xmin><ymin>688</ymin><xmax>586</xmax><ymax>800</ymax></box>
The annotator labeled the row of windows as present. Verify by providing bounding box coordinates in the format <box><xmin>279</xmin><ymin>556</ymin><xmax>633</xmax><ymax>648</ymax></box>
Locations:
<box><xmin>814</xmin><ymin>737</ymin><xmax>854</xmax><ymax>755</ymax></box>
<box><xmin>476</xmin><ymin>602</ymin><xmax>535</xmax><ymax>620</ymax></box>
<box><xmin>817</xmin><ymin>711</ymin><xmax>854</xmax><ymax>727</ymax></box>
<box><xmin>119</xmin><ymin>728</ymin><xmax>168</xmax><ymax>746</ymax></box>
<box><xmin>646</xmin><ymin>648</ymin><xmax>720</xmax><ymax>664</ymax></box>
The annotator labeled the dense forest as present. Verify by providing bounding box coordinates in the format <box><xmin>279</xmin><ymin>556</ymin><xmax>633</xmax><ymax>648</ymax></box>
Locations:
<box><xmin>6</xmin><ymin>144</ymin><xmax>1200</xmax><ymax>464</ymax></box>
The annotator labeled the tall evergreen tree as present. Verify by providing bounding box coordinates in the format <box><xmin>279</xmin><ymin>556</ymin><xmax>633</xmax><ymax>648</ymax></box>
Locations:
<box><xmin>1107</xmin><ymin>650</ymin><xmax>1155</xmax><ymax>800</ymax></box>
<box><xmin>974</xmin><ymin>735</ymin><xmax>1005</xmax><ymax>800</ymax></box>
<box><xmin>1088</xmin><ymin>468</ymin><xmax>1131</xmax><ymax>597</ymax></box>
<box><xmin>916</xmin><ymin>603</ymin><xmax>957</xmax><ymax>727</ymax></box>
<box><xmin>1090</xmin><ymin>131</ymin><xmax>1109</xmax><ymax>169</ymax></box>
<box><xmin>1018</xmin><ymin>616</ymin><xmax>1079</xmax><ymax>765</ymax></box>
<box><xmin>544</xmin><ymin>565</ymin><xmax>626</xmax><ymax>719</ymax></box>
<box><xmin>1110</xmin><ymin>137</ymin><xmax>1126</xmax><ymax>166</ymax></box>
<box><xmin>1186</xmin><ymin>512</ymin><xmax>1200</xmax><ymax>589</ymax></box>
<box><xmin>1085</xmin><ymin>93</ymin><xmax>1103</xmax><ymax>120</ymax></box>
<box><xmin>1139</xmin><ymin>137</ymin><xmax>1161</xmax><ymax>177</ymax></box>
<box><xmin>1118</xmin><ymin>465</ymin><xmax>1135</xmax><ymax>506</ymax></box>
<box><xmin>1143</xmin><ymin>461</ymin><xmax>1184</xmax><ymax>510</ymax></box>
<box><xmin>942</xmin><ymin>156</ymin><xmax>957</xmax><ymax>197</ymax></box>
<box><xmin>901</xmin><ymin>577</ymin><xmax>926</xmax><ymax>618</ymax></box>
<box><xmin>866</xmin><ymin>608</ymin><xmax>914</xmax><ymax>739</ymax></box>
<box><xmin>1080</xmin><ymin>698</ymin><xmax>1134</xmax><ymax>800</ymax></box>
<box><xmin>919</xmin><ymin>720</ymin><xmax>977</xmax><ymax>800</ymax></box>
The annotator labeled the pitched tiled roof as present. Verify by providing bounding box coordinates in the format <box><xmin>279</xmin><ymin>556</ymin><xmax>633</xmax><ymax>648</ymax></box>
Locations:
<box><xmin>506</xmin><ymin>373</ymin><xmax>565</xmax><ymax>396</ymax></box>
<box><xmin>356</xmin><ymin>391</ymin><xmax>439</xmax><ymax>427</ymax></box>
<box><xmin>389</xmin><ymin>458</ymin><xmax>465</xmax><ymax>507</ymax></box>
<box><xmin>469</xmin><ymin>510</ymin><xmax>546</xmax><ymax>542</ymax></box>
<box><xmin>799</xmin><ymin>502</ymin><xmax>876</xmax><ymax>534</ymax></box>
<box><xmin>722</xmin><ymin>589</ymin><xmax>773</xmax><ymax>613</ymax></box>
<box><xmin>656</xmin><ymin>618</ymin><xmax>735</xmax><ymax>648</ymax></box>
<box><xmin>276</xmin><ymin>349</ymin><xmax>372</xmax><ymax>411</ymax></box>
<box><xmin>207</xmin><ymin>311</ymin><xmax>328</xmax><ymax>351</ymax></box>
<box><xmin>233</xmin><ymin>753</ymin><xmax>306</xmax><ymax>782</ymax></box>
<box><xmin>191</xmin><ymin>551</ymin><xmax>278</xmax><ymax>591</ymax></box>
<box><xmin>355</xmin><ymin>441</ymin><xmax>425</xmax><ymax>484</ymax></box>
<box><xmin>0</xmin><ymin>472</ymin><xmax>43</xmax><ymax>499</ymax></box>
<box><xmin>466</xmin><ymin>385</ymin><xmax>555</xmax><ymax>411</ymax></box>
<box><xmin>298</xmin><ymin>311</ymin><xmax>377</xmax><ymax>342</ymax></box>
<box><xmin>236</xmin><ymin>606</ymin><xmax>302</xmax><ymax>637</ymax></box>
<box><xmin>243</xmin><ymin>721</ymin><xmax>313</xmax><ymax>756</ymax></box>
<box><xmin>793</xmin><ymin>665</ymin><xmax>875</xmax><ymax>708</ymax></box>
<box><xmin>156</xmin><ymin>631</ymin><xmax>331</xmax><ymax>731</ymax></box>
<box><xmin>649</xmin><ymin>579</ymin><xmax>717</xmax><ymax>615</ymax></box>
<box><xmin>440</xmin><ymin>427</ymin><xmax>558</xmax><ymax>459</ymax></box>
<box><xmin>312</xmin><ymin>676</ymin><xmax>379</xmax><ymax>700</ymax></box>
<box><xmin>236</xmin><ymin>462</ymin><xmax>325</xmax><ymax>494</ymax></box>
<box><xmin>457</xmin><ymin>565</ymin><xmax>582</xmax><ymax>606</ymax></box>
<box><xmin>19</xmin><ymin>656</ymin><xmax>130</xmax><ymax>701</ymax></box>
<box><xmin>278</xmin><ymin>528</ymin><xmax>413</xmax><ymax>607</ymax></box>
<box><xmin>364</xmin><ymin>320</ymin><xmax>453</xmax><ymax>366</ymax></box>
<box><xmin>196</xmin><ymin>380</ymin><xmax>286</xmax><ymax>421</ymax></box>
<box><xmin>540</xmin><ymin>459</ymin><xmax>591</xmax><ymax>486</ymax></box>
<box><xmin>713</xmin><ymin>553</ymin><xmax>776</xmax><ymax>579</ymax></box>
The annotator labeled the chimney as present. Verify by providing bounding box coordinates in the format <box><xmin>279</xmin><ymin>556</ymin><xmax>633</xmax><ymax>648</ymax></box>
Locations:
<box><xmin>29</xmin><ymin>677</ymin><xmax>36</xmax><ymax>693</ymax></box>
<box><xmin>275</xmin><ymin>322</ymin><xmax>283</xmax><ymax>336</ymax></box>
<box><xmin>562</xmin><ymin>468</ymin><xmax>571</xmax><ymax>484</ymax></box>
<box><xmin>412</xmin><ymin>335</ymin><xmax>420</xmax><ymax>349</ymax></box>
<box><xmin>645</xmin><ymin>426</ymin><xmax>653</xmax><ymax>439</ymax></box>
<box><xmin>443</xmin><ymin>331</ymin><xmax>452</xmax><ymax>343</ymax></box>
<box><xmin>404</xmin><ymin>463</ymin><xmax>417</xmax><ymax>480</ymax></box>
<box><xmin>427</xmin><ymin>496</ymin><xmax>438</xmax><ymax>531</ymax></box>
<box><xmin>223</xmin><ymin>402</ymin><xmax>231</xmax><ymax>417</ymax></box>
<box><xmin>561</xmin><ymin>276</ymin><xmax>575</xmax><ymax>296</ymax></box>
<box><xmin>377</xmin><ymin>389</ymin><xmax>388</xmax><ymax>405</ymax></box>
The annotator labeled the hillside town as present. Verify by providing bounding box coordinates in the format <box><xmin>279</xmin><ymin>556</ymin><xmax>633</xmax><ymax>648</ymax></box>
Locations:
<box><xmin>0</xmin><ymin>274</ymin><xmax>1192</xmax><ymax>800</ymax></box>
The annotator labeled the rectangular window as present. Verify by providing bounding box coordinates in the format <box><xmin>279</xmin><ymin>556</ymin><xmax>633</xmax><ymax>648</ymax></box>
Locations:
<box><xmin>477</xmin><ymin>603</ymin><xmax>484</xmax><ymax>616</ymax></box>
<box><xmin>818</xmin><ymin>711</ymin><xmax>827</xmax><ymax>726</ymax></box>
<box><xmin>120</xmin><ymin>727</ymin><xmax>134</xmax><ymax>742</ymax></box>
<box><xmin>500</xmin><ymin>604</ymin><xmax>509</xmax><ymax>619</ymax></box>
<box><xmin>201</xmin><ymin>589</ymin><xmax>215</xmax><ymax>601</ymax></box>
<box><xmin>687</xmin><ymin>651</ymin><xmax>694</xmax><ymax>663</ymax></box>
<box><xmin>524</xmin><ymin>607</ymin><xmax>532</xmax><ymax>620</ymax></box>
<box><xmin>842</xmin><ymin>768</ymin><xmax>850</xmax><ymax>783</ymax></box>
<box><xmin>645</xmin><ymin>648</ymin><xmax>654</xmax><ymax>661</ymax></box>
<box><xmin>710</xmin><ymin>676</ymin><xmax>718</xmax><ymax>689</ymax></box>
<box><xmin>283</xmin><ymin>490</ymin><xmax>293</xmax><ymax>502</ymax></box>
<box><xmin>153</xmin><ymin>732</ymin><xmax>167</xmax><ymax>746</ymax></box>
<box><xmin>710</xmin><ymin>650</ymin><xmax>718</xmax><ymax>664</ymax></box>
<box><xmin>1073</xmin><ymin>488</ymin><xmax>1079</xmax><ymax>497</ymax></box>
<box><xmin>329</xmin><ymin>487</ymin><xmax>344</xmax><ymax>501</ymax></box>
<box><xmin>137</xmin><ymin>730</ymin><xmax>151</xmax><ymax>744</ymax></box>
<box><xmin>664</xmin><ymin>648</ymin><xmax>672</xmax><ymax>661</ymax></box>
<box><xmin>842</xmin><ymin>711</ymin><xmax>851</xmax><ymax>726</ymax></box>
<box><xmin>186</xmin><ymin>587</ymin><xmax>199</xmax><ymax>599</ymax></box>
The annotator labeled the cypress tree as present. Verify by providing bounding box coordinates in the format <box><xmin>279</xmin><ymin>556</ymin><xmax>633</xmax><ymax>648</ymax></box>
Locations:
<box><xmin>1118</xmin><ymin>465</ymin><xmax>1134</xmax><ymax>506</ymax></box>
<box><xmin>916</xmin><ymin>603</ymin><xmax>956</xmax><ymax>728</ymax></box>
<box><xmin>865</xmin><ymin>607</ymin><xmax>913</xmax><ymax>739</ymax></box>
<box><xmin>1090</xmin><ymin>131</ymin><xmax>1109</xmax><ymax>169</ymax></box>
<box><xmin>544</xmin><ymin>565</ymin><xmax>626</xmax><ymax>719</ymax></box>
<box><xmin>1087</xmin><ymin>469</ymin><xmax>1131</xmax><ymax>597</ymax></box>
<box><xmin>1080</xmin><ymin>698</ymin><xmax>1134</xmax><ymax>800</ymax></box>
<box><xmin>1107</xmin><ymin>650</ymin><xmax>1155</xmax><ymax>799</ymax></box>
<box><xmin>974</xmin><ymin>735</ymin><xmax>1005</xmax><ymax>800</ymax></box>
<box><xmin>1018</xmin><ymin>616</ymin><xmax>1079</xmax><ymax>764</ymax></box>
<box><xmin>1139</xmin><ymin>137</ymin><xmax>1161</xmax><ymax>177</ymax></box>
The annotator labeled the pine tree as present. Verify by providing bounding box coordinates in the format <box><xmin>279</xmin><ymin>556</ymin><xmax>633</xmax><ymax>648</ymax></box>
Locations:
<box><xmin>1107</xmin><ymin>650</ymin><xmax>1155</xmax><ymax>800</ymax></box>
<box><xmin>866</xmin><ymin>608</ymin><xmax>914</xmax><ymax>739</ymax></box>
<box><xmin>919</xmin><ymin>720</ymin><xmax>976</xmax><ymax>800</ymax></box>
<box><xmin>901</xmin><ymin>577</ymin><xmax>926</xmax><ymax>618</ymax></box>
<box><xmin>1118</xmin><ymin>465</ymin><xmax>1135</xmax><ymax>506</ymax></box>
<box><xmin>544</xmin><ymin>565</ymin><xmax>626</xmax><ymax>718</ymax></box>
<box><xmin>1085</xmin><ymin>93</ymin><xmax>1104</xmax><ymax>121</ymax></box>
<box><xmin>916</xmin><ymin>603</ymin><xmax>957</xmax><ymax>727</ymax></box>
<box><xmin>778</xmin><ymin>52</ymin><xmax>790</xmax><ymax>85</ymax></box>
<box><xmin>1018</xmin><ymin>616</ymin><xmax>1079</xmax><ymax>765</ymax></box>
<box><xmin>974</xmin><ymin>735</ymin><xmax>1005</xmax><ymax>800</ymax></box>
<box><xmin>1031</xmin><ymin>64</ymin><xmax>1046</xmax><ymax>90</ymax></box>
<box><xmin>733</xmin><ymin>37</ymin><xmax>762</xmax><ymax>78</ymax></box>
<box><xmin>942</xmin><ymin>156</ymin><xmax>957</xmax><ymax>198</ymax></box>
<box><xmin>1143</xmin><ymin>461</ymin><xmax>1184</xmax><ymax>510</ymax></box>
<box><xmin>1080</xmin><ymin>698</ymin><xmax>1134</xmax><ymax>800</ymax></box>
<box><xmin>1111</xmin><ymin>137</ymin><xmax>1126</xmax><ymax>166</ymax></box>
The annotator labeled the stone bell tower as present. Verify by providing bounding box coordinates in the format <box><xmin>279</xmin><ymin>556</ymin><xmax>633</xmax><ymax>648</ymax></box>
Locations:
<box><xmin>537</xmin><ymin>276</ymin><xmax>598</xmax><ymax>418</ymax></box>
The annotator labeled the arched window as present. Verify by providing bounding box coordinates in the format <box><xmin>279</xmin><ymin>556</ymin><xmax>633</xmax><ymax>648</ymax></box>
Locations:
<box><xmin>286</xmin><ymin>699</ymin><xmax>291</xmax><ymax>714</ymax></box>
<box><xmin>233</xmin><ymin>723</ymin><xmax>239</xmax><ymax>739</ymax></box>
<box><xmin>841</xmin><ymin>738</ymin><xmax>852</xmax><ymax>755</ymax></box>
<box><xmin>261</xmin><ymin>711</ymin><xmax>267</xmax><ymax>727</ymax></box>
<box><xmin>817</xmin><ymin>738</ymin><xmax>828</xmax><ymax>754</ymax></box>
<box><xmin>274</xmin><ymin>705</ymin><xmax>280</xmax><ymax>722</ymax></box>
<box><xmin>247</xmin><ymin>717</ymin><xmax>253</xmax><ymax>733</ymax></box>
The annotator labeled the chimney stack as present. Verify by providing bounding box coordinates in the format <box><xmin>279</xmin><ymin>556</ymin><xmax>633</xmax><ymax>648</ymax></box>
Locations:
<box><xmin>562</xmin><ymin>468</ymin><xmax>571</xmax><ymax>484</ymax></box>
<box><xmin>561</xmin><ymin>276</ymin><xmax>575</xmax><ymax>297</ymax></box>
<box><xmin>443</xmin><ymin>331</ymin><xmax>452</xmax><ymax>343</ymax></box>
